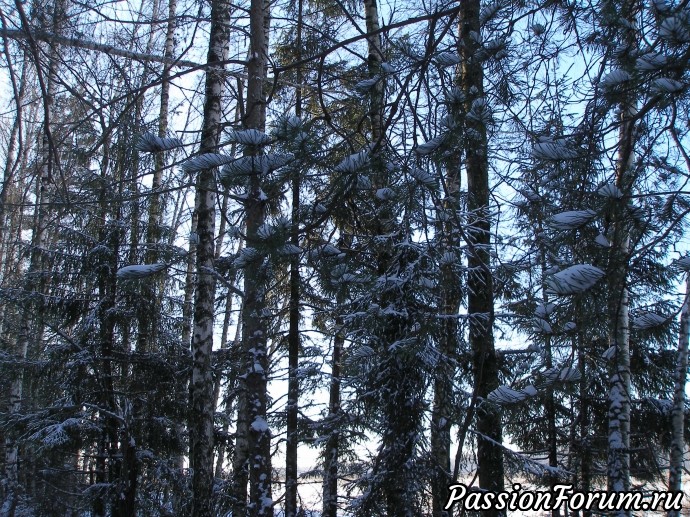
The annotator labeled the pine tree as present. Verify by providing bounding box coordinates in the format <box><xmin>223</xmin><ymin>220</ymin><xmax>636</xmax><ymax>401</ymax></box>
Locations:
<box><xmin>459</xmin><ymin>0</ymin><xmax>505</xmax><ymax>508</ymax></box>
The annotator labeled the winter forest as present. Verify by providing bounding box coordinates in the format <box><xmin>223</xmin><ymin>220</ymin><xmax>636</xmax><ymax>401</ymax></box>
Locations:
<box><xmin>2</xmin><ymin>0</ymin><xmax>690</xmax><ymax>514</ymax></box>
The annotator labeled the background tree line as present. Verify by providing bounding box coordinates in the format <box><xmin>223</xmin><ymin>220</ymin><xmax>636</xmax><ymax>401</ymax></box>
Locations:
<box><xmin>0</xmin><ymin>0</ymin><xmax>689</xmax><ymax>515</ymax></box>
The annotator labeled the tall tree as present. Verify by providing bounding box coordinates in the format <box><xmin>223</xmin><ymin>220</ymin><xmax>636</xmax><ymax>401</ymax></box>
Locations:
<box><xmin>189</xmin><ymin>0</ymin><xmax>232</xmax><ymax>514</ymax></box>
<box><xmin>459</xmin><ymin>0</ymin><xmax>505</xmax><ymax>507</ymax></box>
<box><xmin>605</xmin><ymin>0</ymin><xmax>639</xmax><ymax>502</ymax></box>
<box><xmin>668</xmin><ymin>273</ymin><xmax>689</xmax><ymax>517</ymax></box>
<box><xmin>2</xmin><ymin>0</ymin><xmax>65</xmax><ymax>513</ymax></box>
<box><xmin>232</xmin><ymin>0</ymin><xmax>274</xmax><ymax>513</ymax></box>
<box><xmin>284</xmin><ymin>0</ymin><xmax>303</xmax><ymax>512</ymax></box>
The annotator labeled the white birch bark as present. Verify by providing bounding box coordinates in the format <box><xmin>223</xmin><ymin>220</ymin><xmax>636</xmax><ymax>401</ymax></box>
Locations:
<box><xmin>668</xmin><ymin>277</ymin><xmax>689</xmax><ymax>517</ymax></box>
<box><xmin>606</xmin><ymin>3</ymin><xmax>638</xmax><ymax>507</ymax></box>
<box><xmin>2</xmin><ymin>1</ymin><xmax>63</xmax><ymax>512</ymax></box>
<box><xmin>189</xmin><ymin>0</ymin><xmax>232</xmax><ymax>514</ymax></box>
<box><xmin>606</xmin><ymin>118</ymin><xmax>634</xmax><ymax>515</ymax></box>
<box><xmin>607</xmin><ymin>260</ymin><xmax>631</xmax><ymax>496</ymax></box>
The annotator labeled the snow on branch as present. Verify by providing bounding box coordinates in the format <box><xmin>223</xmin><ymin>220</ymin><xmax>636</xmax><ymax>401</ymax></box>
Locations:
<box><xmin>532</xmin><ymin>139</ymin><xmax>580</xmax><ymax>160</ymax></box>
<box><xmin>488</xmin><ymin>384</ymin><xmax>537</xmax><ymax>404</ymax></box>
<box><xmin>632</xmin><ymin>312</ymin><xmax>668</xmax><ymax>329</ymax></box>
<box><xmin>335</xmin><ymin>149</ymin><xmax>370</xmax><ymax>173</ymax></box>
<box><xmin>547</xmin><ymin>209</ymin><xmax>597</xmax><ymax>230</ymax></box>
<box><xmin>545</xmin><ymin>264</ymin><xmax>605</xmax><ymax>295</ymax></box>
<box><xmin>219</xmin><ymin>154</ymin><xmax>293</xmax><ymax>181</ymax></box>
<box><xmin>534</xmin><ymin>302</ymin><xmax>555</xmax><ymax>318</ymax></box>
<box><xmin>595</xmin><ymin>233</ymin><xmax>611</xmax><ymax>247</ymax></box>
<box><xmin>659</xmin><ymin>16</ymin><xmax>690</xmax><ymax>44</ymax></box>
<box><xmin>181</xmin><ymin>153</ymin><xmax>235</xmax><ymax>173</ymax></box>
<box><xmin>636</xmin><ymin>52</ymin><xmax>668</xmax><ymax>70</ymax></box>
<box><xmin>472</xmin><ymin>430</ymin><xmax>573</xmax><ymax>480</ymax></box>
<box><xmin>226</xmin><ymin>129</ymin><xmax>272</xmax><ymax>146</ymax></box>
<box><xmin>414</xmin><ymin>135</ymin><xmax>445</xmax><ymax>155</ymax></box>
<box><xmin>408</xmin><ymin>167</ymin><xmax>437</xmax><ymax>187</ymax></box>
<box><xmin>354</xmin><ymin>76</ymin><xmax>381</xmax><ymax>93</ymax></box>
<box><xmin>539</xmin><ymin>364</ymin><xmax>581</xmax><ymax>385</ymax></box>
<box><xmin>600</xmin><ymin>69</ymin><xmax>631</xmax><ymax>90</ymax></box>
<box><xmin>28</xmin><ymin>418</ymin><xmax>100</xmax><ymax>448</ymax></box>
<box><xmin>467</xmin><ymin>98</ymin><xmax>493</xmax><ymax>125</ymax></box>
<box><xmin>0</xmin><ymin>28</ymin><xmax>202</xmax><ymax>68</ymax></box>
<box><xmin>652</xmin><ymin>77</ymin><xmax>685</xmax><ymax>93</ymax></box>
<box><xmin>597</xmin><ymin>183</ymin><xmax>623</xmax><ymax>199</ymax></box>
<box><xmin>434</xmin><ymin>52</ymin><xmax>461</xmax><ymax>67</ymax></box>
<box><xmin>135</xmin><ymin>133</ymin><xmax>184</xmax><ymax>152</ymax></box>
<box><xmin>233</xmin><ymin>248</ymin><xmax>261</xmax><ymax>269</ymax></box>
<box><xmin>532</xmin><ymin>317</ymin><xmax>553</xmax><ymax>334</ymax></box>
<box><xmin>350</xmin><ymin>345</ymin><xmax>375</xmax><ymax>361</ymax></box>
<box><xmin>116</xmin><ymin>263</ymin><xmax>168</xmax><ymax>280</ymax></box>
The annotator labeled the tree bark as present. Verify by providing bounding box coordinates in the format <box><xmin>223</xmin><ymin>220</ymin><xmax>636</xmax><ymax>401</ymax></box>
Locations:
<box><xmin>668</xmin><ymin>276</ymin><xmax>689</xmax><ymax>517</ymax></box>
<box><xmin>189</xmin><ymin>0</ymin><xmax>232</xmax><ymax>514</ymax></box>
<box><xmin>431</xmin><ymin>80</ymin><xmax>463</xmax><ymax>517</ymax></box>
<box><xmin>364</xmin><ymin>0</ymin><xmax>383</xmax><ymax>145</ymax></box>
<box><xmin>459</xmin><ymin>0</ymin><xmax>505</xmax><ymax>510</ymax></box>
<box><xmin>233</xmin><ymin>0</ymin><xmax>273</xmax><ymax>513</ymax></box>
<box><xmin>285</xmin><ymin>1</ymin><xmax>303</xmax><ymax>514</ymax></box>
<box><xmin>540</xmin><ymin>246</ymin><xmax>561</xmax><ymax>517</ymax></box>
<box><xmin>138</xmin><ymin>0</ymin><xmax>176</xmax><ymax>356</ymax></box>
<box><xmin>0</xmin><ymin>53</ymin><xmax>30</xmax><ymax>517</ymax></box>
<box><xmin>2</xmin><ymin>1</ymin><xmax>63</xmax><ymax>512</ymax></box>
<box><xmin>322</xmin><ymin>312</ymin><xmax>343</xmax><ymax>517</ymax></box>
<box><xmin>606</xmin><ymin>3</ymin><xmax>638</xmax><ymax>505</ymax></box>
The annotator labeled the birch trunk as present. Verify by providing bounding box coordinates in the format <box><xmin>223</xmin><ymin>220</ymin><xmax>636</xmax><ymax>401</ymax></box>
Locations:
<box><xmin>138</xmin><ymin>0</ymin><xmax>176</xmax><ymax>356</ymax></box>
<box><xmin>606</xmin><ymin>3</ymin><xmax>638</xmax><ymax>502</ymax></box>
<box><xmin>2</xmin><ymin>1</ymin><xmax>63</xmax><ymax>512</ymax></box>
<box><xmin>2</xmin><ymin>170</ymin><xmax>48</xmax><ymax>517</ymax></box>
<box><xmin>460</xmin><ymin>0</ymin><xmax>505</xmax><ymax>509</ymax></box>
<box><xmin>0</xmin><ymin>51</ymin><xmax>29</xmax><ymax>260</ymax></box>
<box><xmin>0</xmin><ymin>66</ymin><xmax>32</xmax><ymax>445</ymax></box>
<box><xmin>0</xmin><ymin>51</ymin><xmax>29</xmax><ymax>405</ymax></box>
<box><xmin>189</xmin><ymin>0</ymin><xmax>232</xmax><ymax>514</ymax></box>
<box><xmin>607</xmin><ymin>247</ymin><xmax>631</xmax><ymax>497</ymax></box>
<box><xmin>364</xmin><ymin>0</ymin><xmax>383</xmax><ymax>145</ymax></box>
<box><xmin>667</xmin><ymin>276</ymin><xmax>689</xmax><ymax>517</ymax></box>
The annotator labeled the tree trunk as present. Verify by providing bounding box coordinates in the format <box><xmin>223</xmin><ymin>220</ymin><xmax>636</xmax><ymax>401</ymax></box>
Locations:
<box><xmin>189</xmin><ymin>0</ymin><xmax>232</xmax><ymax>514</ymax></box>
<box><xmin>322</xmin><ymin>311</ymin><xmax>343</xmax><ymax>517</ymax></box>
<box><xmin>285</xmin><ymin>1</ymin><xmax>303</xmax><ymax>514</ymax></box>
<box><xmin>431</xmin><ymin>94</ymin><xmax>463</xmax><ymax>517</ymax></box>
<box><xmin>137</xmin><ymin>0</ymin><xmax>175</xmax><ymax>356</ymax></box>
<box><xmin>2</xmin><ymin>0</ymin><xmax>64</xmax><ymax>512</ymax></box>
<box><xmin>607</xmin><ymin>241</ymin><xmax>631</xmax><ymax>498</ymax></box>
<box><xmin>0</xmin><ymin>54</ymin><xmax>30</xmax><ymax>517</ymax></box>
<box><xmin>540</xmin><ymin>247</ymin><xmax>561</xmax><ymax>517</ymax></box>
<box><xmin>459</xmin><ymin>0</ymin><xmax>505</xmax><ymax>510</ymax></box>
<box><xmin>606</xmin><ymin>3</ymin><xmax>637</xmax><ymax>502</ymax></box>
<box><xmin>233</xmin><ymin>0</ymin><xmax>273</xmax><ymax>514</ymax></box>
<box><xmin>668</xmin><ymin>276</ymin><xmax>689</xmax><ymax>517</ymax></box>
<box><xmin>364</xmin><ymin>0</ymin><xmax>383</xmax><ymax>145</ymax></box>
